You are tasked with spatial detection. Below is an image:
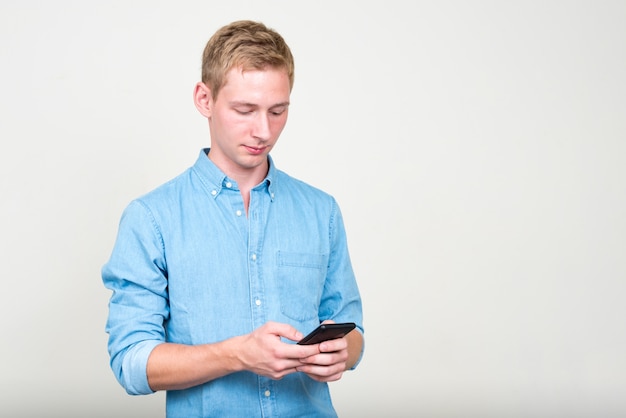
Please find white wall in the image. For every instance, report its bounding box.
[1,1,625,417]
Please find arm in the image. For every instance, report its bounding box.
[103,202,320,393]
[345,327,364,370]
[147,322,321,391]
[296,199,365,382]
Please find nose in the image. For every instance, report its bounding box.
[252,112,271,141]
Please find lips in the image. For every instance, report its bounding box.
[243,145,267,155]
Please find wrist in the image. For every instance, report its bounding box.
[220,335,246,373]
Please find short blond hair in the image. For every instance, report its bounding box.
[201,20,295,99]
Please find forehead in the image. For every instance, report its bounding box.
[218,66,291,104]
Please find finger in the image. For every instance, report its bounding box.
[305,371,344,383]
[264,321,303,342]
[299,351,343,367]
[318,338,347,353]
[297,363,345,380]
[291,343,321,360]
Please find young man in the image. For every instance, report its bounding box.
[102,20,364,417]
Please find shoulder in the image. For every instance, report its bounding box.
[121,168,197,225]
[135,168,194,205]
[274,169,338,207]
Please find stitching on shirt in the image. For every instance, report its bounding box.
[191,162,224,198]
[277,251,327,269]
[328,198,337,246]
[135,199,166,254]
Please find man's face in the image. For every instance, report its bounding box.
[206,66,291,177]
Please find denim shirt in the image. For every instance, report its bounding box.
[102,149,363,418]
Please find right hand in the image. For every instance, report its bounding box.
[234,321,321,380]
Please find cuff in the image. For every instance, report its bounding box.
[121,340,163,395]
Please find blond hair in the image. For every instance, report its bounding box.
[201,20,295,99]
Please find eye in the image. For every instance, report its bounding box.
[270,107,287,116]
[235,108,253,115]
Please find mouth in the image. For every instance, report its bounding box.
[243,145,268,155]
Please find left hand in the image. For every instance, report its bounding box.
[296,321,350,382]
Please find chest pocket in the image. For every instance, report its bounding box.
[277,251,328,321]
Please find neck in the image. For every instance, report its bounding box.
[206,150,268,213]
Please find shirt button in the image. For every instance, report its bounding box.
[251,254,257,261]
[236,210,242,217]
[225,182,232,188]
[264,390,271,397]
[211,190,217,196]
[255,299,261,306]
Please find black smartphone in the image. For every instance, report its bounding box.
[297,322,356,345]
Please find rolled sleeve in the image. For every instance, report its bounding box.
[102,200,169,395]
[120,340,162,395]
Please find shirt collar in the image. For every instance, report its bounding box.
[192,148,276,201]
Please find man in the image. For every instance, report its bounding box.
[102,20,364,417]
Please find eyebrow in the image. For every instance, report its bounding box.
[230,101,290,108]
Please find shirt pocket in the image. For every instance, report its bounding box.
[277,251,328,322]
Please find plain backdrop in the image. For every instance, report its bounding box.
[1,1,625,417]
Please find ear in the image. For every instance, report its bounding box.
[193,82,212,118]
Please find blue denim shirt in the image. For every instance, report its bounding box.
[102,149,363,417]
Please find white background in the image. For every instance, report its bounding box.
[1,1,625,417]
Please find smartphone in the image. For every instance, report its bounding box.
[297,322,356,345]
